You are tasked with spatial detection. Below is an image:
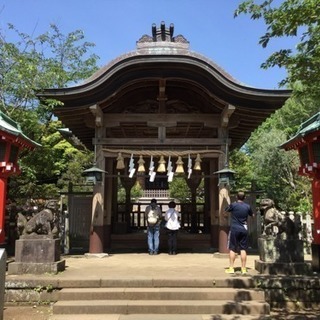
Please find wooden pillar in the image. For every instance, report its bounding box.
[89,182,105,253]
[104,157,113,250]
[0,177,7,244]
[311,177,320,270]
[120,176,136,232]
[186,172,202,234]
[218,185,231,254]
[210,159,219,248]
[312,178,320,244]
[89,104,105,253]
[216,107,234,253]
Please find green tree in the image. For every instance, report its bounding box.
[229,148,254,192]
[1,24,99,124]
[0,24,99,201]
[235,0,320,96]
[169,177,205,203]
[234,1,319,211]
[117,180,143,203]
[169,177,192,203]
[243,110,312,211]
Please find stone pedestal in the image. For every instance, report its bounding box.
[0,249,6,320]
[8,237,65,274]
[255,237,312,275]
[311,243,320,271]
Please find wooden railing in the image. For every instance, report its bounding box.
[114,202,207,233]
[141,190,170,198]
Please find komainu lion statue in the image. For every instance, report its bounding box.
[17,200,59,238]
[259,198,301,239]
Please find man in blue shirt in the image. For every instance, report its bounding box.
[224,191,254,274]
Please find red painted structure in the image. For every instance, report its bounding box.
[0,112,39,244]
[281,112,320,269]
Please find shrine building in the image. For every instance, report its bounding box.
[38,22,291,254]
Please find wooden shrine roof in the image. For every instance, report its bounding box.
[280,112,320,150]
[37,22,291,151]
[0,112,40,149]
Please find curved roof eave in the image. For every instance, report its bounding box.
[37,50,291,109]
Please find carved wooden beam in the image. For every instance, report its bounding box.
[94,137,230,146]
[103,114,220,127]
[157,79,167,113]
[158,127,166,142]
[220,104,236,128]
[148,121,176,127]
[89,104,104,127]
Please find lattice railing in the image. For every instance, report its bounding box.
[142,189,170,198]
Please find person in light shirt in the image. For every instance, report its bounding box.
[165,201,181,255]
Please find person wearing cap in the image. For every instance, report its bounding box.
[145,199,162,255]
[224,191,254,274]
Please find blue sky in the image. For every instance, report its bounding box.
[0,0,294,89]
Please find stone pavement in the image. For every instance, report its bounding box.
[4,252,317,320]
[6,251,261,283]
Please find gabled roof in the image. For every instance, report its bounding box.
[280,112,320,150]
[37,22,291,151]
[0,112,40,149]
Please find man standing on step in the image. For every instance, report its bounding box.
[145,199,162,255]
[224,191,254,274]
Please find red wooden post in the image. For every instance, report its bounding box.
[280,113,320,270]
[312,178,320,245]
[0,177,7,244]
[0,112,39,244]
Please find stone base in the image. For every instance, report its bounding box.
[84,253,109,258]
[255,259,312,275]
[8,259,65,275]
[258,237,304,263]
[9,238,65,274]
[15,238,61,263]
[311,243,320,271]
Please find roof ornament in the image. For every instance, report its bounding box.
[137,21,189,47]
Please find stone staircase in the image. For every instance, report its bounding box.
[50,278,270,319]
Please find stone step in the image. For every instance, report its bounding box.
[58,287,265,301]
[53,299,270,315]
[50,314,273,320]
[55,276,256,289]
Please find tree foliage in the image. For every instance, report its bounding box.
[169,177,205,203]
[235,0,320,96]
[232,0,320,211]
[0,24,99,202]
[229,149,254,192]
[230,94,314,212]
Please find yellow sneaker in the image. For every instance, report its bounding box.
[225,267,235,274]
[241,267,247,274]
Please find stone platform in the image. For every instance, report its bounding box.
[8,237,65,274]
[255,259,312,275]
[255,237,312,275]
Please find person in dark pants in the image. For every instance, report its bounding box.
[165,201,181,255]
[224,191,254,274]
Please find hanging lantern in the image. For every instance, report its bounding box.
[137,155,146,172]
[194,153,202,170]
[175,156,185,174]
[116,152,125,170]
[157,155,166,173]
[82,166,106,185]
[214,166,235,186]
